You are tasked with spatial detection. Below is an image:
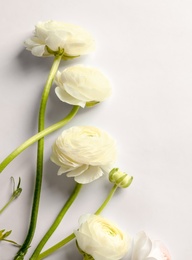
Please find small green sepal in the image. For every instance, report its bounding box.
[86,101,100,107]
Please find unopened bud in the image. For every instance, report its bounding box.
[109,168,133,188]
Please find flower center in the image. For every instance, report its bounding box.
[101,222,121,238]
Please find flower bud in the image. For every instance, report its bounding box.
[109,168,133,188]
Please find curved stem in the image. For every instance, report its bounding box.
[30,183,82,260]
[38,184,118,259]
[0,106,79,173]
[94,184,117,215]
[14,54,63,260]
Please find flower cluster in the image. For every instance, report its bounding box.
[0,20,171,260]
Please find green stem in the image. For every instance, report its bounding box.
[94,184,117,215]
[0,106,79,173]
[0,196,15,214]
[38,184,118,259]
[37,233,75,260]
[14,54,63,260]
[30,183,82,260]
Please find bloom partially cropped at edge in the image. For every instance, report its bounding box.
[131,231,171,260]
[54,65,111,107]
[50,126,117,184]
[24,21,95,57]
[75,214,131,260]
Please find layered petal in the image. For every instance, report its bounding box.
[50,126,117,184]
[24,20,95,57]
[54,65,111,107]
[75,214,131,260]
[131,232,171,260]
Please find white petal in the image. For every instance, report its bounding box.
[31,45,46,56]
[74,166,104,184]
[64,36,95,56]
[75,231,100,254]
[57,166,75,175]
[78,214,92,225]
[131,231,152,260]
[55,87,86,107]
[60,65,111,102]
[66,164,88,177]
[46,31,68,51]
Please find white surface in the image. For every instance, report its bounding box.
[0,0,192,259]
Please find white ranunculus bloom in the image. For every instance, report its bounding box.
[75,214,131,260]
[54,65,111,107]
[131,231,171,260]
[50,126,117,184]
[24,21,95,57]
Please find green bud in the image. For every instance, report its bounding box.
[109,168,133,188]
[0,177,22,215]
[12,177,22,199]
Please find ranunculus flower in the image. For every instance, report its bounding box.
[54,65,111,107]
[50,126,117,184]
[75,214,131,260]
[131,231,171,260]
[24,21,95,57]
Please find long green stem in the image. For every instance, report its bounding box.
[14,54,63,260]
[37,233,75,260]
[38,184,118,259]
[0,106,79,173]
[30,183,82,260]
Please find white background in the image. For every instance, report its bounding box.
[0,0,192,259]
